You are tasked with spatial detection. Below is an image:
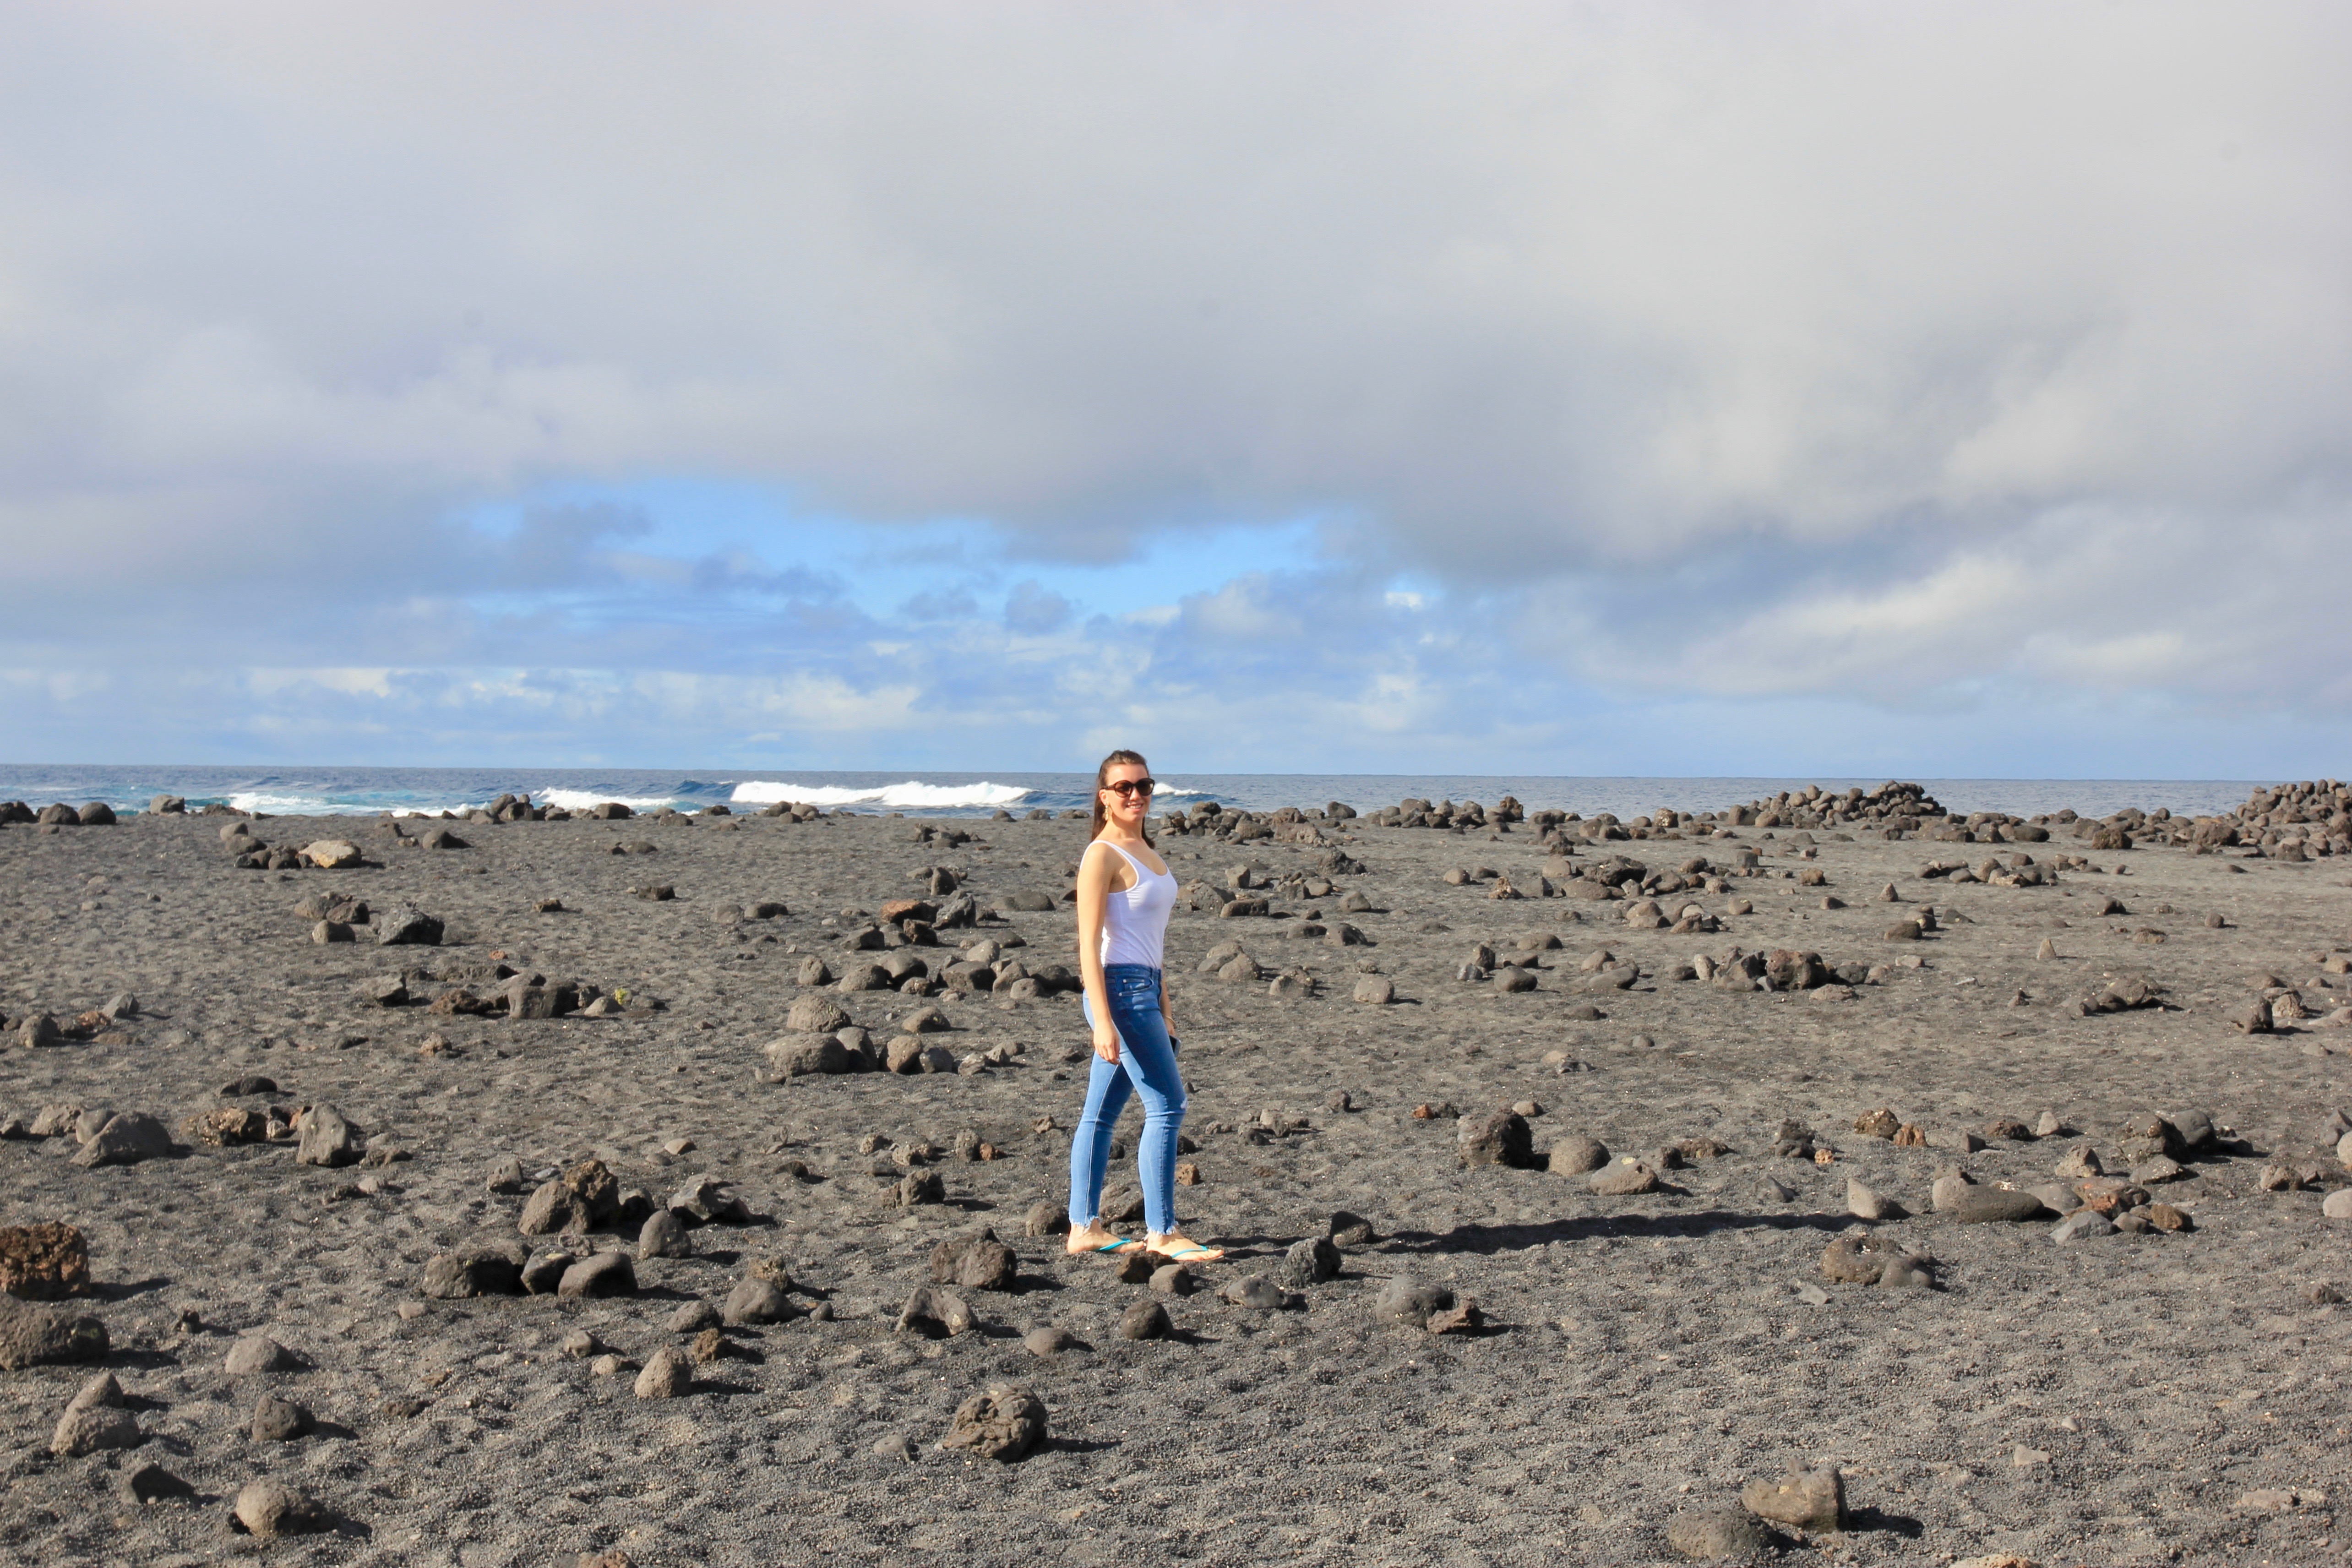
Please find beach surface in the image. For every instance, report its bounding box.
[3,787,2350,1567]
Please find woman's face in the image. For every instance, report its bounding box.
[1099,761,1153,831]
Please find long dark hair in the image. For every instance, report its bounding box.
[1089,748,1154,847]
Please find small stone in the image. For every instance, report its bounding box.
[1740,1465,1845,1531]
[929,1228,1018,1292]
[562,1328,601,1358]
[421,1251,523,1299]
[1547,1136,1609,1175]
[520,1250,575,1294]
[667,1299,722,1333]
[897,1286,975,1337]
[1119,1299,1171,1340]
[1279,1236,1342,1288]
[638,1210,692,1259]
[0,1221,92,1300]
[1589,1157,1659,1196]
[120,1462,196,1505]
[1023,1202,1069,1239]
[223,1334,297,1376]
[66,1372,122,1412]
[294,1103,362,1168]
[1149,1264,1197,1296]
[1328,1211,1377,1247]
[51,1404,140,1456]
[1952,1187,2047,1224]
[1222,1274,1298,1310]
[1373,1276,1456,1329]
[250,1393,312,1441]
[556,1253,637,1298]
[1024,1326,1076,1356]
[234,1478,326,1538]
[2052,1208,2117,1243]
[589,1353,625,1377]
[1847,1178,1903,1221]
[73,1111,174,1168]
[1666,1507,1771,1561]
[634,1345,692,1399]
[941,1384,1047,1462]
[1457,1107,1534,1169]
[2323,1190,2352,1220]
[723,1275,795,1325]
[2055,1144,2104,1178]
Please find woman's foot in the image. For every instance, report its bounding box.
[1066,1220,1142,1257]
[1146,1232,1225,1263]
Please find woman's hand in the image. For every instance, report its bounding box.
[1092,1020,1121,1063]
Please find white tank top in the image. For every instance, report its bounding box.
[1094,839,1177,969]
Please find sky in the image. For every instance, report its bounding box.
[2,1,2347,778]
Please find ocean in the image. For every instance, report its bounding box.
[0,764,2276,822]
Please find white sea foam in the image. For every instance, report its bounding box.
[728,779,1030,810]
[534,788,694,813]
[228,792,357,816]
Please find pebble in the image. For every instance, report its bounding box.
[234,1478,326,1538]
[1666,1508,1769,1561]
[66,1372,121,1411]
[941,1384,1047,1462]
[1149,1264,1197,1296]
[1279,1236,1341,1288]
[50,1403,140,1456]
[723,1276,794,1325]
[1589,1156,1659,1196]
[1548,1136,1608,1175]
[1024,1326,1076,1356]
[667,1300,721,1333]
[1119,1299,1171,1340]
[121,1462,195,1505]
[1740,1464,1844,1530]
[2052,1209,2117,1244]
[638,1210,692,1259]
[223,1334,296,1376]
[1952,1187,2047,1224]
[1846,1178,1903,1221]
[634,1346,692,1399]
[250,1392,313,1441]
[557,1253,637,1298]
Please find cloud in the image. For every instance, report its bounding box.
[1002,580,1074,635]
[0,3,2347,771]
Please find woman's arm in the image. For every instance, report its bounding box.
[1074,842,1121,1062]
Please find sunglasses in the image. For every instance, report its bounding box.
[1101,778,1157,799]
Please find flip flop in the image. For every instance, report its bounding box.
[1151,1242,1225,1263]
[1086,1237,1143,1255]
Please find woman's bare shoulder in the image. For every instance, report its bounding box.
[1080,838,1141,886]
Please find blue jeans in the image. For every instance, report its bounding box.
[1068,964,1186,1236]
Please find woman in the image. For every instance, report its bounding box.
[1065,749,1223,1263]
